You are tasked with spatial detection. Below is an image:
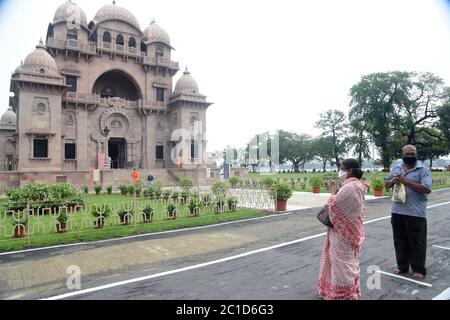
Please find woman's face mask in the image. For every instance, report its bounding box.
[338,169,348,180]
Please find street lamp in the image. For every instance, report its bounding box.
[103,126,110,169]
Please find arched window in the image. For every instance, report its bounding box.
[155,45,164,58]
[140,42,147,55]
[128,37,136,48]
[116,34,124,45]
[103,31,111,43]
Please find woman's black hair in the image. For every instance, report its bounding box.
[342,158,363,180]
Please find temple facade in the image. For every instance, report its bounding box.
[0,0,218,189]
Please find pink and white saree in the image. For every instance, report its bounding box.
[318,178,369,300]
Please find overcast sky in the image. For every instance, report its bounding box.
[1,0,450,153]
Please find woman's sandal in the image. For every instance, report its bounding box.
[411,272,425,280]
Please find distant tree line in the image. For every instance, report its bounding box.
[223,71,450,171]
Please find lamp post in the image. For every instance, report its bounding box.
[103,126,110,169]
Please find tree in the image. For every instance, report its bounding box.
[312,136,334,172]
[350,72,411,169]
[415,128,449,168]
[350,71,448,170]
[393,72,447,145]
[278,130,315,172]
[346,119,372,165]
[315,109,348,169]
[437,92,450,150]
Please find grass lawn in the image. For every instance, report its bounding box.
[0,194,268,252]
[248,172,450,195]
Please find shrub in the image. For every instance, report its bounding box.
[228,176,240,187]
[179,177,194,191]
[94,184,102,194]
[127,184,135,195]
[154,180,164,193]
[227,196,238,209]
[188,198,197,211]
[57,211,68,224]
[143,206,154,220]
[309,176,323,187]
[163,189,172,199]
[275,183,293,201]
[262,177,275,188]
[143,186,155,197]
[212,181,229,195]
[83,185,89,194]
[106,185,113,195]
[118,208,134,223]
[92,205,111,218]
[371,177,385,190]
[7,183,85,212]
[119,185,128,195]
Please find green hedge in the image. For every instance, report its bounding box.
[6,183,85,212]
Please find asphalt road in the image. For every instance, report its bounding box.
[1,189,449,300]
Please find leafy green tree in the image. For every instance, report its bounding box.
[312,136,334,172]
[315,109,348,169]
[278,130,315,172]
[415,128,449,168]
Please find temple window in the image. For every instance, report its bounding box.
[66,76,77,92]
[155,45,164,58]
[128,37,136,48]
[156,88,165,102]
[103,31,111,43]
[33,138,48,158]
[116,34,124,45]
[65,143,76,160]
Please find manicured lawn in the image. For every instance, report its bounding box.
[0,193,268,252]
[247,172,450,195]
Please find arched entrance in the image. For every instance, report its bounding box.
[92,70,142,101]
[109,138,127,169]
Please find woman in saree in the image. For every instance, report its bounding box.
[318,158,369,300]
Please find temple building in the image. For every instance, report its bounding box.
[0,0,219,188]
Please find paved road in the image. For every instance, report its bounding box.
[0,189,449,300]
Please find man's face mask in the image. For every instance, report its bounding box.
[402,156,417,166]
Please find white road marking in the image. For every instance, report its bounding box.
[0,210,298,256]
[41,231,328,300]
[427,201,450,209]
[42,203,450,301]
[376,270,433,287]
[432,245,450,251]
[432,287,450,300]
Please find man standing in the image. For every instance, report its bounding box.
[147,171,154,188]
[385,145,432,280]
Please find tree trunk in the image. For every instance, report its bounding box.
[322,160,327,172]
[429,158,433,169]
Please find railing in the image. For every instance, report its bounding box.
[142,56,179,70]
[63,92,141,108]
[46,38,97,54]
[0,189,275,246]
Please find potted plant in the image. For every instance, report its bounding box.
[371,177,385,197]
[227,196,238,212]
[94,184,102,195]
[179,177,194,192]
[119,185,128,196]
[56,211,68,233]
[106,185,113,195]
[167,203,176,220]
[13,216,28,238]
[171,191,180,202]
[83,185,89,194]
[228,176,240,188]
[143,186,154,199]
[118,208,133,225]
[212,181,229,196]
[188,198,199,217]
[181,190,189,203]
[143,205,154,223]
[214,197,225,214]
[92,205,111,229]
[309,176,323,194]
[135,186,142,197]
[262,177,275,189]
[127,184,135,196]
[163,189,172,200]
[275,182,293,211]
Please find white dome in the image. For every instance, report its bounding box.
[93,2,141,31]
[143,21,171,46]
[53,0,88,29]
[20,40,59,75]
[175,68,200,94]
[0,107,16,126]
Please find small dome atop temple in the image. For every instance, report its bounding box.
[143,20,171,47]
[174,68,200,94]
[53,0,88,29]
[20,40,59,75]
[0,107,16,126]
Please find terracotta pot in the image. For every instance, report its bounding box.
[94,219,104,229]
[276,200,287,212]
[214,205,224,214]
[14,225,26,238]
[374,189,384,197]
[56,223,67,234]
[145,214,153,223]
[312,186,321,194]
[96,192,100,195]
[168,211,176,220]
